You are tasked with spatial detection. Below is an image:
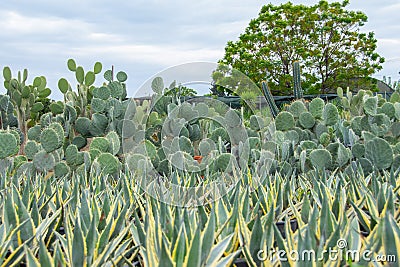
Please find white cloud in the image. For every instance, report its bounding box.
[0,11,90,35]
[0,0,399,98]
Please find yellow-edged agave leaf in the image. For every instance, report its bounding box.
[86,216,99,265]
[183,225,201,267]
[201,206,215,265]
[39,238,54,267]
[347,217,362,257]
[297,227,317,267]
[249,214,264,265]
[206,233,236,266]
[349,198,370,229]
[216,199,228,229]
[2,234,35,266]
[172,225,188,267]
[30,196,40,228]
[25,246,41,267]
[300,194,311,224]
[323,222,341,263]
[212,249,241,267]
[319,195,336,240]
[93,226,132,266]
[381,190,395,216]
[72,219,86,267]
[145,202,160,267]
[53,240,67,266]
[238,209,258,267]
[382,214,400,265]
[272,224,293,267]
[160,235,174,267]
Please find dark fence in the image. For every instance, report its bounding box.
[135,91,395,110]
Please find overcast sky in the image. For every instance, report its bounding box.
[0,0,399,98]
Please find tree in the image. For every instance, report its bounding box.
[213,0,384,96]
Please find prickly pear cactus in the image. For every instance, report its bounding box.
[95,153,121,175]
[275,111,295,131]
[54,162,70,178]
[33,150,55,172]
[0,131,19,159]
[288,100,307,118]
[214,153,235,172]
[24,140,39,160]
[90,137,110,153]
[309,149,332,170]
[309,98,325,119]
[299,112,315,129]
[365,137,393,170]
[323,103,339,126]
[40,128,61,153]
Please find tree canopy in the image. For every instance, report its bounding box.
[212,0,385,96]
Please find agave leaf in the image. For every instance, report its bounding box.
[39,238,54,267]
[272,224,292,267]
[25,246,41,267]
[237,211,257,267]
[212,249,241,267]
[172,225,187,267]
[347,217,361,253]
[249,214,263,266]
[15,196,35,245]
[382,214,400,264]
[200,206,215,265]
[349,200,370,233]
[206,233,236,266]
[160,235,174,267]
[72,219,86,267]
[300,194,311,224]
[86,216,99,266]
[93,226,131,266]
[2,234,34,266]
[183,225,201,267]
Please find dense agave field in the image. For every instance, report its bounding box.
[0,59,399,266]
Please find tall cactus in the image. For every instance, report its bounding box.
[293,61,303,99]
[261,81,279,118]
[3,67,51,153]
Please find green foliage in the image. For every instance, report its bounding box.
[214,1,383,96]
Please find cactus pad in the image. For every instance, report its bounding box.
[275,111,295,131]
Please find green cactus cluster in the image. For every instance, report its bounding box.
[0,95,18,130]
[2,67,52,153]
